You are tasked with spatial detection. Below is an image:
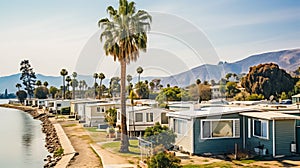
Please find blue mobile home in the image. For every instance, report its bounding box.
[168,107,300,156]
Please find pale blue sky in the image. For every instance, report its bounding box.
[0,0,299,77]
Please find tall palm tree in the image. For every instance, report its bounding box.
[93,73,99,98]
[136,66,143,99]
[72,72,77,99]
[60,69,68,99]
[136,66,143,84]
[99,0,151,152]
[66,76,71,91]
[43,81,49,88]
[98,73,105,99]
[127,74,132,95]
[16,83,22,91]
[36,80,42,87]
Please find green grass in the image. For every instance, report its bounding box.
[183,162,234,168]
[101,140,140,156]
[63,124,77,127]
[85,127,102,132]
[240,159,256,164]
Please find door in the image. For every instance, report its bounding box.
[297,127,300,153]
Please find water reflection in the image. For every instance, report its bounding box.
[0,107,49,167]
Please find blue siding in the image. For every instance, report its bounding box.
[193,114,243,155]
[245,117,273,156]
[275,120,295,156]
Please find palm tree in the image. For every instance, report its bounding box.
[16,83,22,91]
[136,66,143,85]
[99,0,151,152]
[60,69,68,99]
[98,72,105,99]
[66,76,71,91]
[127,74,132,95]
[72,72,77,99]
[93,73,99,98]
[36,80,42,87]
[79,80,83,98]
[43,81,49,88]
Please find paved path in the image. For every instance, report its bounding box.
[53,123,77,168]
[90,143,136,168]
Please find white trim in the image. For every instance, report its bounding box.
[252,119,269,140]
[243,116,245,149]
[191,118,194,154]
[273,120,275,157]
[201,119,240,140]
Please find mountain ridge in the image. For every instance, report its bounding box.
[1,48,300,93]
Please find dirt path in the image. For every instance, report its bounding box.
[59,120,102,168]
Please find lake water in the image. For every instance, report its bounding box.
[0,99,49,167]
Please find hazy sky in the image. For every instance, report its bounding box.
[0,0,299,78]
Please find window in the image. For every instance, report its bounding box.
[97,107,101,112]
[174,119,187,135]
[161,113,168,124]
[135,113,143,122]
[146,113,153,122]
[253,119,268,139]
[201,119,240,139]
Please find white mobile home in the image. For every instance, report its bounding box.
[117,106,170,136]
[85,102,118,127]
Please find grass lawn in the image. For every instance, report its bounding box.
[101,140,140,157]
[182,162,234,168]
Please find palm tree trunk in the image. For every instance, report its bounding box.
[99,79,103,100]
[63,76,66,99]
[72,79,75,99]
[120,59,129,152]
[94,78,97,99]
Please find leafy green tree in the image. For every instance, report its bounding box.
[98,72,105,99]
[16,90,27,104]
[105,108,117,127]
[99,0,151,152]
[144,122,176,150]
[280,92,288,100]
[20,60,36,99]
[225,81,240,98]
[60,69,68,99]
[293,80,300,94]
[135,81,149,99]
[49,86,59,99]
[156,86,190,104]
[241,63,296,99]
[147,151,181,168]
[34,87,49,99]
[246,94,264,101]
[234,91,250,101]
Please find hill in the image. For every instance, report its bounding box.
[1,49,300,93]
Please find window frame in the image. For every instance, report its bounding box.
[135,113,143,122]
[173,118,188,135]
[146,112,153,122]
[252,119,269,139]
[201,119,240,140]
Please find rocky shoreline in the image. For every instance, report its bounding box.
[0,104,62,167]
